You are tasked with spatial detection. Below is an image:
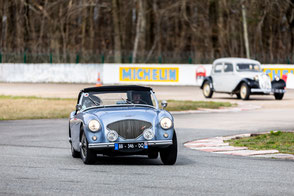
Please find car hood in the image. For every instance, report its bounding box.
[84,106,159,126]
[238,72,265,79]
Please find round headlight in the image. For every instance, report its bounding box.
[107,130,118,142]
[253,75,259,81]
[88,120,101,132]
[143,129,154,140]
[275,75,280,81]
[160,117,172,130]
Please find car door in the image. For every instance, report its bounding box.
[212,63,224,92]
[221,62,237,92]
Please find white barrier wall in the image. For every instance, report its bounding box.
[0,63,103,83]
[0,63,294,88]
[103,64,212,86]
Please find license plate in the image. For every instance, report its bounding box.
[114,142,148,150]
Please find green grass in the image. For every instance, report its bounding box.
[226,131,294,154]
[0,95,234,120]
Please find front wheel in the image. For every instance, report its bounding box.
[240,83,250,100]
[274,93,284,100]
[160,131,177,165]
[202,81,213,98]
[80,131,96,164]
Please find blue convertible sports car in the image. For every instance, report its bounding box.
[69,85,177,165]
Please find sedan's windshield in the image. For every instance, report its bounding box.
[80,90,155,110]
[236,63,261,72]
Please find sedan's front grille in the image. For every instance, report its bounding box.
[107,120,152,139]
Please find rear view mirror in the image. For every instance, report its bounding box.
[76,104,82,111]
[161,100,168,109]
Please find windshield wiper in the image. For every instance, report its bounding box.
[88,96,99,106]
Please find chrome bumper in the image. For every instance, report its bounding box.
[251,88,285,94]
[88,140,173,149]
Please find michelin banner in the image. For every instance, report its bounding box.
[103,64,212,86]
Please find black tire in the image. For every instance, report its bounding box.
[71,143,80,158]
[80,131,96,164]
[240,83,250,100]
[274,93,284,100]
[160,131,177,165]
[148,151,158,159]
[202,81,213,98]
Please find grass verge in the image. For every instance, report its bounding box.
[226,131,294,154]
[0,95,234,120]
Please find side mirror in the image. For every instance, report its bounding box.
[161,100,168,109]
[76,104,82,111]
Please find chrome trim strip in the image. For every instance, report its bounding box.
[88,140,173,149]
[251,88,286,93]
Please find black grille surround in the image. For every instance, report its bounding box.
[107,120,152,139]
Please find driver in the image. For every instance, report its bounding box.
[132,92,142,104]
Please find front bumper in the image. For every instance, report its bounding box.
[87,140,173,149]
[251,88,285,94]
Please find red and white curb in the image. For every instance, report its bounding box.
[184,133,294,160]
[171,102,261,114]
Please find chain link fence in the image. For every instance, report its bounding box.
[0,52,293,64]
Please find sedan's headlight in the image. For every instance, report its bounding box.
[253,75,259,81]
[275,75,280,81]
[88,120,101,132]
[160,117,173,130]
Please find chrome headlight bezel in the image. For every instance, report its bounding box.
[160,117,173,130]
[275,75,280,81]
[88,120,101,132]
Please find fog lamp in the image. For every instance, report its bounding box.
[92,136,97,141]
[143,129,154,140]
[107,130,118,142]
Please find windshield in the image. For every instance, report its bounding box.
[80,90,156,110]
[236,63,261,72]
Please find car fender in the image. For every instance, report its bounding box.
[200,76,213,89]
[271,79,286,90]
[233,78,257,92]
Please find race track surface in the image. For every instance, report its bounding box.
[0,83,294,195]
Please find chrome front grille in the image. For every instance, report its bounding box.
[259,74,271,89]
[107,120,152,139]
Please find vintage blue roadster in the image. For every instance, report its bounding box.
[69,85,177,165]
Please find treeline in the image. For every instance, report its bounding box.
[0,0,294,63]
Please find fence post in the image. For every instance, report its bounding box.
[0,52,2,63]
[158,56,162,64]
[24,51,27,63]
[189,57,192,64]
[76,53,80,64]
[129,55,132,63]
[101,54,104,64]
[50,53,53,64]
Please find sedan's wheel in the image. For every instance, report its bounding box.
[202,81,213,98]
[71,142,80,158]
[240,83,250,100]
[160,131,177,165]
[274,93,284,100]
[80,132,96,164]
[148,151,158,159]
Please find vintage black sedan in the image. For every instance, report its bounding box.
[69,85,177,165]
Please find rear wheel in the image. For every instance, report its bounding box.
[202,81,213,98]
[240,83,250,100]
[274,93,284,100]
[160,131,177,165]
[80,131,96,164]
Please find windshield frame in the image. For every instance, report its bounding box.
[79,90,159,111]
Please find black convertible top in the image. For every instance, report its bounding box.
[82,85,153,93]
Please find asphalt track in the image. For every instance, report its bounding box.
[0,83,294,195]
